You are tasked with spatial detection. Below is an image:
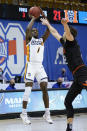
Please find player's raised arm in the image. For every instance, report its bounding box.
[41,28,50,43]
[26,16,36,44]
[27,16,36,31]
[61,18,74,41]
[40,18,62,42]
[39,8,50,42]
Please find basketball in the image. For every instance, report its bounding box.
[29,6,41,18]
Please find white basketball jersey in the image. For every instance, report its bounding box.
[26,37,44,63]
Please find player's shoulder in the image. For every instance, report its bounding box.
[66,38,77,44]
[34,37,43,42]
[39,37,43,41]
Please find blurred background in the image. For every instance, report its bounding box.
[0,0,87,11]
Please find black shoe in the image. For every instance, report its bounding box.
[66,129,72,131]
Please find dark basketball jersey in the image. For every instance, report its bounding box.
[60,38,84,72]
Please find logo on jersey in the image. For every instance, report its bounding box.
[31,38,43,45]
[64,10,78,23]
[28,73,31,76]
[0,36,8,65]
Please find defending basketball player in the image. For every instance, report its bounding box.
[20,8,53,124]
[40,18,87,131]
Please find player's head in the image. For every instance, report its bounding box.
[32,28,38,38]
[69,26,77,38]
[63,26,77,41]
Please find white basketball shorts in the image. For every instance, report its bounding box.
[24,62,48,83]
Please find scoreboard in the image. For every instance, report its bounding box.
[0,4,65,23]
[0,4,87,24]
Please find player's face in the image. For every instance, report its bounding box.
[32,28,38,38]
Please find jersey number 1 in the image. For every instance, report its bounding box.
[37,47,40,53]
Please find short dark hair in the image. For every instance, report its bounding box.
[69,26,77,38]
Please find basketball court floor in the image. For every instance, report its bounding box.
[0,113,87,131]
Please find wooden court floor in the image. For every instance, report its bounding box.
[0,113,87,131]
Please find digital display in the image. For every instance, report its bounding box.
[17,6,30,21]
[17,7,63,22]
[78,11,87,24]
[19,7,28,19]
[0,4,87,24]
[0,4,65,23]
[47,8,64,23]
[0,89,87,114]
[53,10,61,21]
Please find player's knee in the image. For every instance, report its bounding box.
[25,82,33,87]
[23,94,29,102]
[40,82,47,88]
[23,87,32,101]
[64,98,71,108]
[40,82,48,94]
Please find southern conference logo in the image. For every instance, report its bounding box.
[0,22,26,80]
[64,10,78,23]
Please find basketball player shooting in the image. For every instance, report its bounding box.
[40,18,87,131]
[20,7,53,124]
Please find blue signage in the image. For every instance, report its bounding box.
[0,89,87,114]
[79,11,87,24]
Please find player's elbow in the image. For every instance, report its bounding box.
[53,33,61,42]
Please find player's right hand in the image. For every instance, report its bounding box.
[29,15,37,20]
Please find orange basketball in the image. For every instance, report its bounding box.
[29,6,41,18]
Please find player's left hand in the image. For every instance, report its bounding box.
[61,18,68,25]
[40,18,49,25]
[38,6,45,18]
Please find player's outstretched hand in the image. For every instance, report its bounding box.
[61,18,68,25]
[40,18,49,25]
